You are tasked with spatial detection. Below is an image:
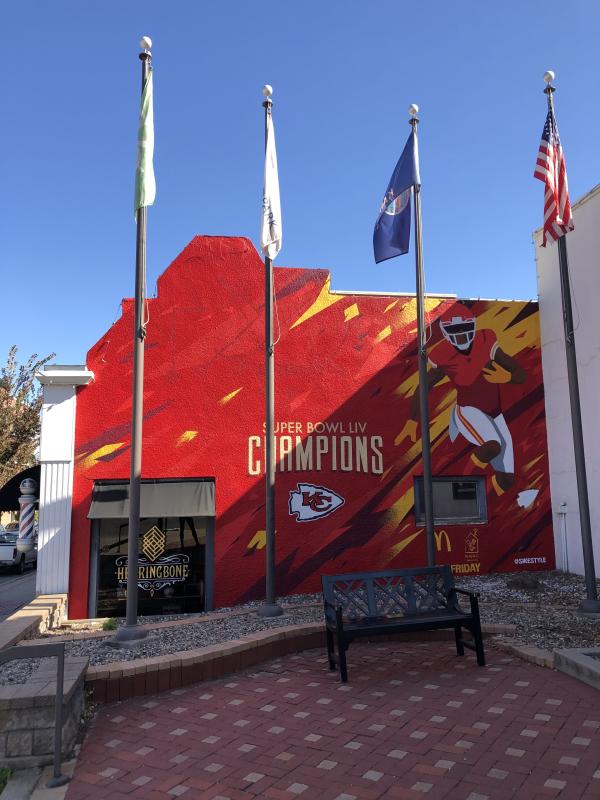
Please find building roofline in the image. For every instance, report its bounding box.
[329,289,536,302]
[329,290,456,298]
[36,365,94,386]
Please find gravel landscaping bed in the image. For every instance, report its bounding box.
[459,571,600,650]
[0,657,48,686]
[457,570,600,605]
[42,596,324,636]
[65,605,323,666]
[19,571,600,670]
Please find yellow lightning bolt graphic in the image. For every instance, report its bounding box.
[390,530,422,559]
[344,303,359,322]
[177,430,198,446]
[290,275,343,330]
[529,472,544,488]
[476,303,540,355]
[81,442,126,470]
[388,487,415,525]
[247,530,266,550]
[384,300,399,313]
[219,387,243,405]
[375,325,392,342]
[524,454,544,472]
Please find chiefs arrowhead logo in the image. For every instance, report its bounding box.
[288,483,345,522]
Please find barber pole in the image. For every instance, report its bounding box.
[16,478,38,553]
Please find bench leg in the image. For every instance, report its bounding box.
[454,625,465,656]
[474,627,486,667]
[337,638,348,683]
[326,628,336,670]
[454,625,465,657]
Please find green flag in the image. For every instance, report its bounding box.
[134,70,156,218]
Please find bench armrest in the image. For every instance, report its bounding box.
[447,587,480,617]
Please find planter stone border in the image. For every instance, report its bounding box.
[490,637,555,669]
[554,648,600,690]
[85,622,515,703]
[0,656,87,769]
[0,595,67,652]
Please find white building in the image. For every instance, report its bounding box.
[535,183,600,577]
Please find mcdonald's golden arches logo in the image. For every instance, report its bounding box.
[434,529,452,552]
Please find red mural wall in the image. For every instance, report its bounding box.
[69,236,554,618]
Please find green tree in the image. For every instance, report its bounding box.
[0,346,54,488]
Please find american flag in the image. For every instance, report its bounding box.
[534,104,574,246]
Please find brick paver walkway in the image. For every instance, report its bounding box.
[66,642,600,800]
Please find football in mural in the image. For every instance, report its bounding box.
[69,236,553,617]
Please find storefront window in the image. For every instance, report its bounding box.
[97,516,206,617]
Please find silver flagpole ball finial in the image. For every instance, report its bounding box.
[262,84,273,98]
[409,104,419,116]
[140,36,152,51]
[543,70,555,85]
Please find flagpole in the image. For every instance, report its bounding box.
[409,105,436,567]
[543,75,600,613]
[113,38,153,645]
[259,87,283,618]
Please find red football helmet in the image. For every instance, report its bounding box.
[439,304,476,350]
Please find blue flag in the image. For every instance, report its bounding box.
[373,130,420,263]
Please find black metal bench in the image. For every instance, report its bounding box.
[322,565,485,682]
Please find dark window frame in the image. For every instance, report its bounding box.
[414,476,487,525]
[87,478,216,618]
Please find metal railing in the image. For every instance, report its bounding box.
[0,642,70,788]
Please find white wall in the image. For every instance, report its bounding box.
[37,385,77,595]
[535,183,600,576]
[36,367,93,598]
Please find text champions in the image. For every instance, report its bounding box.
[247,434,384,476]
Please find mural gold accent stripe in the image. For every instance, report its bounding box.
[529,472,544,487]
[81,442,125,470]
[393,372,450,400]
[395,297,443,328]
[475,302,540,356]
[524,454,544,472]
[380,466,394,482]
[384,300,399,313]
[390,529,422,558]
[344,303,359,322]
[394,405,452,468]
[389,487,414,524]
[219,387,243,405]
[177,430,198,445]
[290,276,343,330]
[434,387,456,414]
[247,530,266,550]
[375,326,392,342]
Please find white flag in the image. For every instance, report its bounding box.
[260,108,282,259]
[134,70,156,219]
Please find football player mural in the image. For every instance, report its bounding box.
[405,303,534,503]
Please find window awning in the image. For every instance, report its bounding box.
[88,479,215,519]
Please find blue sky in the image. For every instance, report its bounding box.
[1,1,599,364]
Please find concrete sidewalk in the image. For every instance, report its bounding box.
[64,642,599,799]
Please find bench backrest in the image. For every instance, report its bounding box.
[321,566,455,622]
